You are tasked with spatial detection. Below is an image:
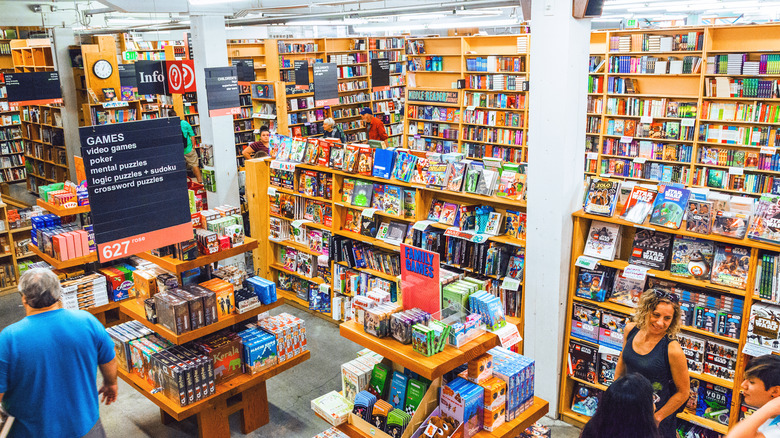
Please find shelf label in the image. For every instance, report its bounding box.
[633,157,647,164]
[444,227,488,243]
[413,220,435,231]
[681,118,695,127]
[270,160,296,172]
[291,219,312,228]
[384,111,391,116]
[599,173,612,178]
[102,101,129,108]
[587,152,598,160]
[728,166,744,175]
[575,255,600,270]
[598,344,621,355]
[743,342,775,357]
[640,115,652,124]
[493,324,522,348]
[466,105,476,111]
[501,277,521,291]
[361,208,378,218]
[267,187,277,196]
[620,136,633,144]
[622,264,650,281]
[761,146,778,155]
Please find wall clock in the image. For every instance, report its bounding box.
[93,59,113,79]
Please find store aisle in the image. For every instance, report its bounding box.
[0,296,581,437]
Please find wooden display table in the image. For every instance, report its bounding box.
[117,297,309,437]
[36,198,91,215]
[136,237,258,276]
[27,243,98,269]
[336,316,547,437]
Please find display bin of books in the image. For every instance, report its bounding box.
[558,175,780,434]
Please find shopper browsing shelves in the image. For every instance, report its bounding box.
[170,109,203,184]
[579,373,661,438]
[726,355,780,438]
[360,107,388,146]
[0,268,118,437]
[615,289,690,437]
[242,126,271,160]
[322,117,346,143]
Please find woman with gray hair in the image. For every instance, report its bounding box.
[322,117,347,143]
[0,268,118,437]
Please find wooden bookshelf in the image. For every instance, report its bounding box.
[135,237,258,276]
[36,198,91,215]
[559,209,762,433]
[327,38,370,143]
[27,242,97,269]
[119,297,283,345]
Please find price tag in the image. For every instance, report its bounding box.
[587,152,598,160]
[681,118,695,127]
[444,227,464,238]
[291,219,312,228]
[640,115,652,124]
[184,102,192,106]
[493,324,522,348]
[728,166,744,175]
[413,220,435,231]
[599,173,612,178]
[394,110,400,114]
[575,255,600,270]
[267,187,277,196]
[414,135,421,139]
[385,111,391,116]
[467,105,476,111]
[501,277,521,291]
[633,157,647,164]
[361,208,378,218]
[761,146,778,155]
[598,344,621,355]
[620,136,633,144]
[622,264,650,281]
[304,122,311,126]
[743,342,775,357]
[270,160,296,172]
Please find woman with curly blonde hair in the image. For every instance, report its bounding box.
[615,288,690,437]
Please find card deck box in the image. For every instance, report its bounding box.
[99,267,133,302]
[483,404,506,432]
[168,288,205,330]
[133,269,159,305]
[195,228,220,255]
[479,377,507,411]
[194,332,243,384]
[468,353,493,384]
[156,273,179,292]
[154,292,191,335]
[144,298,157,323]
[200,279,235,319]
[175,239,199,261]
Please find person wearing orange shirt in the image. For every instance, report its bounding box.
[360,107,387,146]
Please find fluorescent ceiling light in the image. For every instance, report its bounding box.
[189,0,244,4]
[106,17,172,25]
[353,18,519,33]
[454,10,503,16]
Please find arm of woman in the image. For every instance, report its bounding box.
[242,145,254,160]
[615,322,635,379]
[653,341,690,424]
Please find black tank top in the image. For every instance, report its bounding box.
[623,326,679,437]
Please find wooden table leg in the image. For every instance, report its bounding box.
[240,381,270,434]
[160,409,176,426]
[197,398,230,438]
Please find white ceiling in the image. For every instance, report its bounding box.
[4,0,780,34]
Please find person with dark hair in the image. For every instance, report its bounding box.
[616,289,690,437]
[727,355,780,438]
[0,268,117,437]
[169,108,202,183]
[242,125,271,160]
[580,373,660,438]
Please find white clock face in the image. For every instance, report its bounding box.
[93,60,113,79]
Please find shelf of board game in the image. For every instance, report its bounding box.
[677,411,728,434]
[568,375,608,392]
[681,325,739,344]
[594,258,747,297]
[333,229,400,252]
[136,238,258,274]
[339,319,502,380]
[334,260,399,282]
[119,297,284,345]
[688,371,734,389]
[36,198,91,215]
[269,263,328,284]
[268,238,323,256]
[277,289,333,317]
[574,210,780,252]
[117,350,310,421]
[27,243,97,269]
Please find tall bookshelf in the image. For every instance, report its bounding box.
[327,37,370,143]
[586,32,606,177]
[558,210,776,435]
[227,39,278,81]
[0,74,24,185]
[276,38,326,139]
[234,83,255,166]
[369,37,406,148]
[21,104,67,192]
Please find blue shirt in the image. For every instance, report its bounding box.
[0,309,115,437]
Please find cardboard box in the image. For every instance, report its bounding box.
[154,292,190,335]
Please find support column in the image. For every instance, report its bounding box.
[51,27,79,181]
[190,14,240,208]
[525,1,591,417]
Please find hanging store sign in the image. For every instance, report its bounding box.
[371,58,390,92]
[204,66,240,117]
[166,60,196,94]
[313,63,338,107]
[135,60,167,95]
[6,72,62,109]
[400,243,440,314]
